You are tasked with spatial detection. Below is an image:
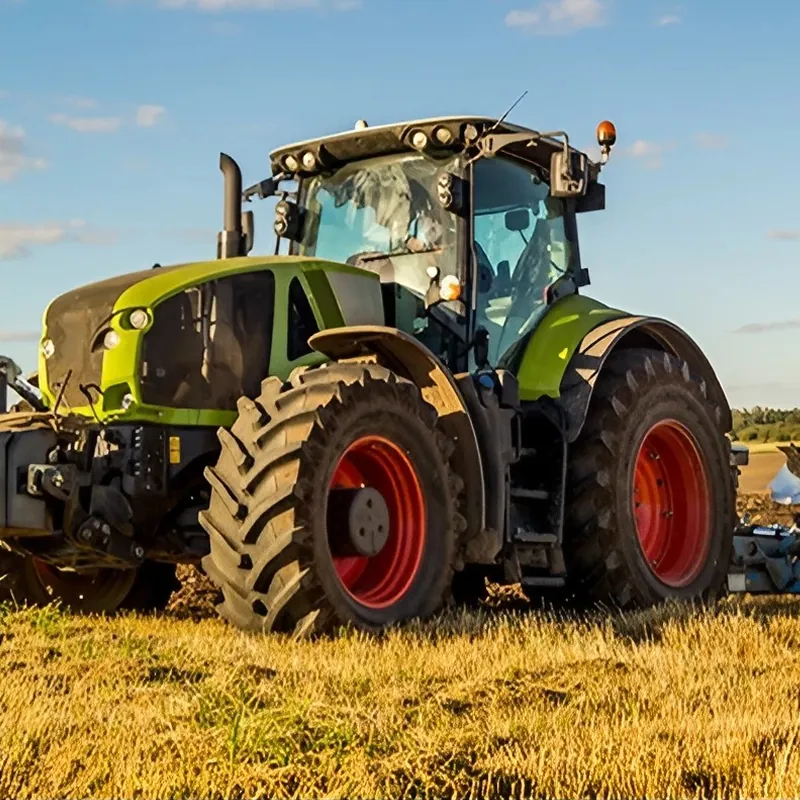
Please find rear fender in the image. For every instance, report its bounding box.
[309,326,493,557]
[558,315,732,442]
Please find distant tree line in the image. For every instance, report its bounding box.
[732,408,800,443]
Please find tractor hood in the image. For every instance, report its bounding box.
[38,255,384,424]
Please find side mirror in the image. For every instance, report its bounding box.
[550,149,588,198]
[505,208,530,232]
[576,181,605,214]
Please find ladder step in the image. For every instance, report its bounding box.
[513,530,557,545]
[518,447,537,458]
[521,576,566,588]
[511,488,549,501]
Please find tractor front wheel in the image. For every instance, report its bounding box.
[199,363,465,637]
[564,348,735,608]
[0,552,179,614]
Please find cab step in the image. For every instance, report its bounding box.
[512,529,557,545]
[511,487,549,501]
[521,576,566,589]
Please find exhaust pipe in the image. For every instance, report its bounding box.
[217,152,243,259]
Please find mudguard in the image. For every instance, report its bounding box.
[511,295,732,442]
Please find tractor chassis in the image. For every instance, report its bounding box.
[0,413,216,574]
[0,359,574,597]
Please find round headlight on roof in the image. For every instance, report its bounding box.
[433,125,454,145]
[411,130,428,150]
[128,308,150,330]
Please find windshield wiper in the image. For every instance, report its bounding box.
[354,246,442,264]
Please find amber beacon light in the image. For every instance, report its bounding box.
[596,120,617,164]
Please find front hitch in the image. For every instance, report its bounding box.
[0,356,47,413]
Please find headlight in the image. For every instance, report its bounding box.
[128,309,149,330]
[41,339,55,359]
[103,330,120,350]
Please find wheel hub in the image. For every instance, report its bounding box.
[328,487,391,558]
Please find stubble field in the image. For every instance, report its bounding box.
[1,455,799,799]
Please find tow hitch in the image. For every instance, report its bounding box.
[728,445,800,595]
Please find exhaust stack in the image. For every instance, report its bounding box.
[217,152,243,259]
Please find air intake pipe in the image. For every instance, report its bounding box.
[217,152,243,259]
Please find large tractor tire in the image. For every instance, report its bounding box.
[0,550,179,614]
[563,348,735,608]
[199,363,466,637]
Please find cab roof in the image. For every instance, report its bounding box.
[268,115,584,178]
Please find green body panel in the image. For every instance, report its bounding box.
[514,294,628,402]
[37,256,381,427]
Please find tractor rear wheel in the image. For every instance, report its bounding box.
[199,363,465,637]
[564,348,735,608]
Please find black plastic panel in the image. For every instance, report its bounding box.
[140,270,275,410]
[0,429,56,534]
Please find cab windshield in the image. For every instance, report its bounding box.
[297,152,460,299]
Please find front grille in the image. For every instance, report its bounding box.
[44,268,154,411]
[46,300,108,410]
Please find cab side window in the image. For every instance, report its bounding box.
[287,277,320,361]
[472,156,573,365]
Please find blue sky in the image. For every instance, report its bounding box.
[1,0,799,408]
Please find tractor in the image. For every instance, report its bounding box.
[0,115,739,635]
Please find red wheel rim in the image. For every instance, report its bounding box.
[632,419,711,588]
[328,435,426,609]
[32,558,79,591]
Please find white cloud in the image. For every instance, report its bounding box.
[0,330,41,343]
[0,220,117,260]
[657,14,680,25]
[505,0,606,35]
[48,113,122,133]
[156,0,320,9]
[59,95,98,110]
[767,230,800,242]
[693,131,728,150]
[734,319,800,335]
[0,120,46,181]
[622,138,675,169]
[135,104,165,127]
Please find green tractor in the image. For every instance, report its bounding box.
[0,115,738,634]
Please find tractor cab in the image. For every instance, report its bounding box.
[259,116,616,374]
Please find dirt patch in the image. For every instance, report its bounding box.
[165,565,222,621]
[737,492,796,527]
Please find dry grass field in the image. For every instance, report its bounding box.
[1,487,800,799]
